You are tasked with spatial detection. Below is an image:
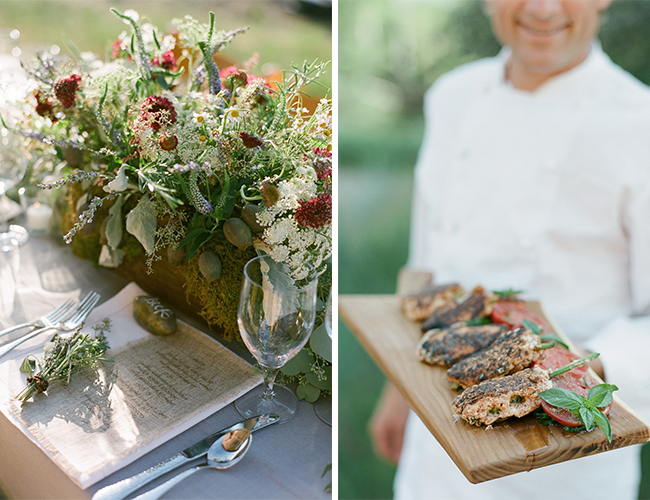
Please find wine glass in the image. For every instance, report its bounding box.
[0,128,29,251]
[235,254,318,423]
[314,291,333,426]
[324,292,333,339]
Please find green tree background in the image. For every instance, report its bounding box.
[338,1,650,498]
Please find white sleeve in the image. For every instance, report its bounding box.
[626,179,650,315]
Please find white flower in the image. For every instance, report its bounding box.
[122,9,140,23]
[104,166,128,193]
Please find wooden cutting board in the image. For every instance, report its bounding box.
[339,293,650,484]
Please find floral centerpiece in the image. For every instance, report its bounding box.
[3,9,332,402]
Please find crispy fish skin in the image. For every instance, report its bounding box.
[421,285,492,332]
[446,327,541,389]
[417,323,508,366]
[401,283,463,322]
[452,367,553,426]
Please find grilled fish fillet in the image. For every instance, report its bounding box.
[421,285,492,332]
[401,283,463,322]
[452,366,553,426]
[417,323,508,366]
[447,327,541,389]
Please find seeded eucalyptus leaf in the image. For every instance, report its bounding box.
[588,384,619,408]
[539,388,585,411]
[309,323,332,362]
[593,410,613,442]
[280,348,314,376]
[296,381,320,402]
[306,369,332,391]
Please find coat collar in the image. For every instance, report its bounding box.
[491,40,611,100]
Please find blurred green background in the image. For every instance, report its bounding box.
[338,1,650,499]
[0,0,332,86]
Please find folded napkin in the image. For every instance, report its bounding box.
[0,282,262,488]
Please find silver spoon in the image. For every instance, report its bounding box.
[132,428,252,500]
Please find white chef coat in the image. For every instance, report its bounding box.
[395,43,650,500]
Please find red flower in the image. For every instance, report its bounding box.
[312,147,332,181]
[53,74,81,109]
[111,39,122,59]
[34,91,57,122]
[221,66,248,89]
[240,131,264,148]
[152,50,177,71]
[295,193,332,229]
[140,95,177,131]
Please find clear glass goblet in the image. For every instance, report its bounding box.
[0,129,29,252]
[314,291,333,426]
[235,255,318,424]
[324,292,332,339]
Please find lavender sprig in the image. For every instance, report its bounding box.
[38,170,103,190]
[63,193,117,244]
[184,171,213,215]
[111,8,152,80]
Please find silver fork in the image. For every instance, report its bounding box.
[0,299,77,340]
[0,291,101,359]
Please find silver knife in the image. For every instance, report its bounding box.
[91,414,279,500]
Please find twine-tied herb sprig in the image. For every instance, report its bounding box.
[16,319,112,405]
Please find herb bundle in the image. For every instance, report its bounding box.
[17,319,112,405]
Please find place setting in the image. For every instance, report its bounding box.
[0,4,332,498]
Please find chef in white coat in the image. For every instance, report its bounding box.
[370,0,650,498]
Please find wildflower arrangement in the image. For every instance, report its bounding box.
[6,9,332,402]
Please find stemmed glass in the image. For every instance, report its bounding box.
[0,128,29,251]
[235,254,318,423]
[314,292,333,426]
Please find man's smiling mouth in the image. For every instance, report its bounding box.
[517,22,570,36]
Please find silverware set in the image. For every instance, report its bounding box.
[92,414,279,500]
[0,291,101,358]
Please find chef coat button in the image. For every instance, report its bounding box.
[459,148,470,159]
[577,97,589,110]
[545,159,557,170]
[521,238,533,249]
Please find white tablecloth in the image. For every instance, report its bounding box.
[0,230,332,499]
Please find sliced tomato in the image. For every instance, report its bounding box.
[534,346,611,427]
[490,301,553,333]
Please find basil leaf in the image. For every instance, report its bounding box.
[593,410,613,443]
[539,388,585,411]
[587,384,619,408]
[580,407,596,431]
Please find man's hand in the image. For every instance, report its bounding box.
[369,382,410,464]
